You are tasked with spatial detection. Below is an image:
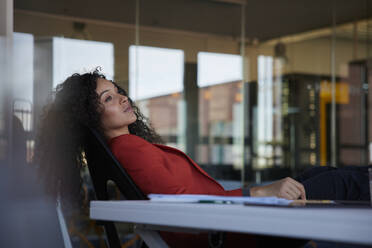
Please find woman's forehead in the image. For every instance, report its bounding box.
[96,78,115,91]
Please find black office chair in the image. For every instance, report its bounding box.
[84,128,147,248]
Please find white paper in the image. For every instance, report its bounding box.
[148,194,292,205]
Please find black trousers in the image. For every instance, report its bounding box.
[295,165,371,201]
[258,166,371,248]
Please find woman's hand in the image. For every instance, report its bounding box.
[250,177,306,200]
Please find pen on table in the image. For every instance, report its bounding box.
[198,200,235,204]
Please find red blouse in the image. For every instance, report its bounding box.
[109,134,242,196]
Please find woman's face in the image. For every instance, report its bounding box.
[96,78,137,139]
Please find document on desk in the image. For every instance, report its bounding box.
[148,194,293,206]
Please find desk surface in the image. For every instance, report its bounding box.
[90,200,372,245]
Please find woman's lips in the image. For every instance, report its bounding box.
[124,106,132,112]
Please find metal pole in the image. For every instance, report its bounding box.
[0,0,13,37]
[240,1,248,186]
[0,0,14,167]
[134,0,140,101]
[330,7,337,167]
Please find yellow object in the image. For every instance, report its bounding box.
[319,81,349,166]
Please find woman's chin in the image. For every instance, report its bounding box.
[130,116,137,124]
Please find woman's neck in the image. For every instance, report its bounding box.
[105,127,130,140]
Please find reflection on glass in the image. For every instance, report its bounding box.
[129,45,184,149]
[0,35,8,163]
[256,55,285,169]
[336,19,372,167]
[13,33,33,104]
[250,17,372,174]
[5,2,372,247]
[52,37,114,87]
[129,45,184,100]
[196,52,243,183]
[33,37,114,164]
[197,52,242,87]
[12,33,34,164]
[257,55,273,168]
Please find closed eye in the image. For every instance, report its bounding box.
[104,95,113,102]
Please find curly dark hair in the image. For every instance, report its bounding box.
[34,70,163,207]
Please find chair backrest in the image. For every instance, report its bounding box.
[84,128,147,248]
[85,128,147,200]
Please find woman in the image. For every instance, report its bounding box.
[35,70,370,247]
[35,70,304,202]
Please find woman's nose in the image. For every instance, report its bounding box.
[120,94,128,103]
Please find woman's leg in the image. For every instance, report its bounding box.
[301,169,369,200]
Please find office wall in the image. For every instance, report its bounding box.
[14,10,240,90]
[251,36,371,80]
[15,10,371,87]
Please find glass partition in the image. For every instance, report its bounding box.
[0,35,9,166]
[335,18,372,167]
[250,32,337,181]
[196,51,244,184]
[8,0,372,189]
[5,0,372,246]
[1,31,67,246]
[129,45,184,148]
[52,37,114,87]
[243,13,372,186]
[136,1,246,190]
